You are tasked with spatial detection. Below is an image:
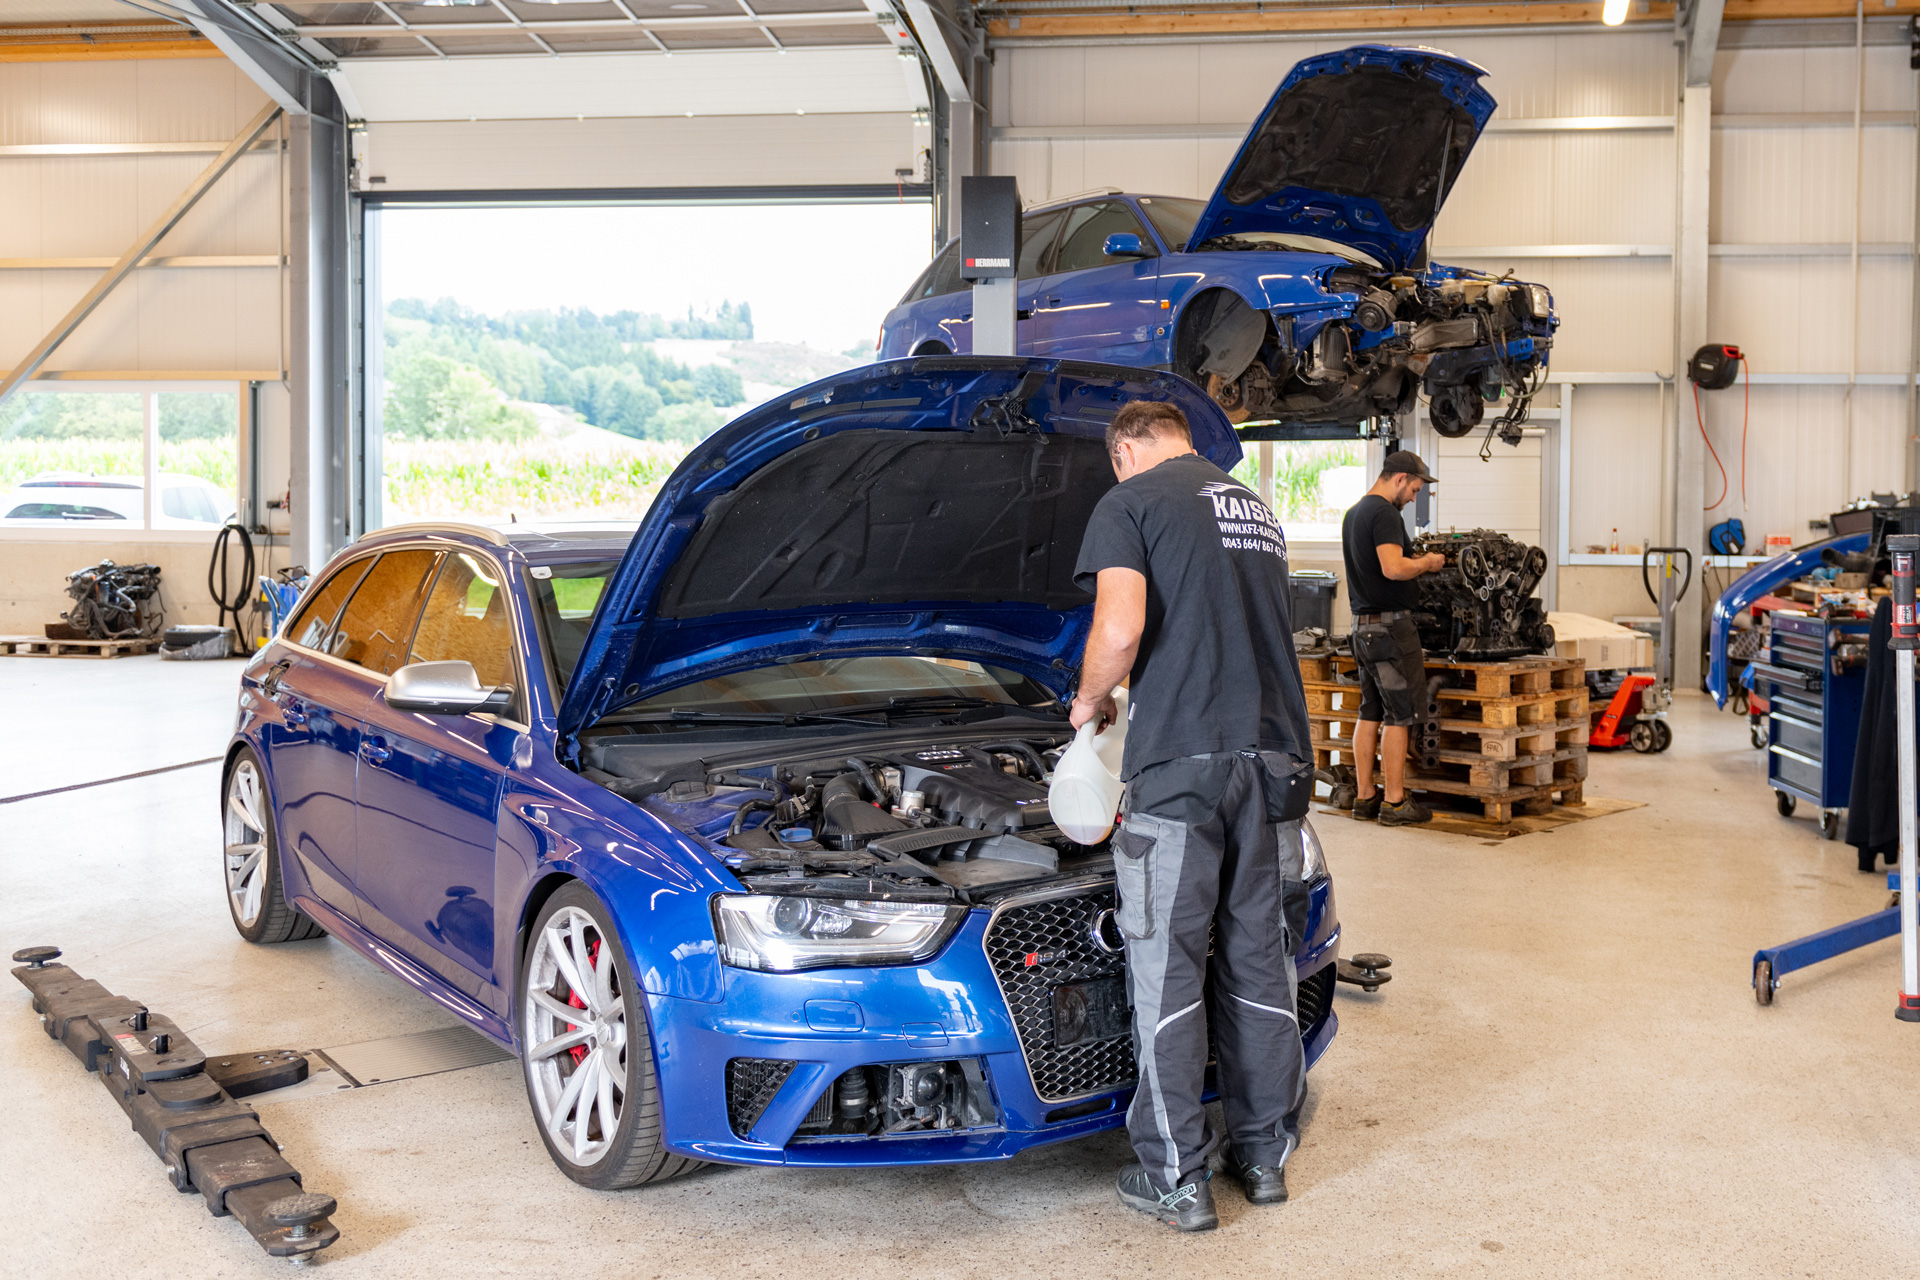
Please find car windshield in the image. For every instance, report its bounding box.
[1196,229,1381,268]
[1137,196,1206,252]
[528,559,619,694]
[622,656,1056,720]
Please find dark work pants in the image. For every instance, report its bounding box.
[1113,749,1309,1194]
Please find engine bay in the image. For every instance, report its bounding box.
[1179,261,1554,436]
[584,726,1105,902]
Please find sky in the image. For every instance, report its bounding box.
[378,202,935,354]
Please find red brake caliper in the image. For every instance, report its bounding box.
[566,937,602,1067]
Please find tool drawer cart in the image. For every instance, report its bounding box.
[1750,611,1869,839]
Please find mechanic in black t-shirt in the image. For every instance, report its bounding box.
[1340,451,1446,826]
[1071,400,1313,1233]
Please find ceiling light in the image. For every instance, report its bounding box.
[407,0,490,7]
[670,3,709,8]
[1601,0,1628,24]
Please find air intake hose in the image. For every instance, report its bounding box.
[820,772,907,849]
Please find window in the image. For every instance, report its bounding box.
[1051,201,1156,275]
[330,549,441,675]
[1018,208,1068,279]
[0,385,240,535]
[911,242,964,301]
[287,558,374,652]
[411,551,517,695]
[1137,196,1206,254]
[1230,442,1368,542]
[527,560,619,694]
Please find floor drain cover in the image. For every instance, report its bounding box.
[316,1024,512,1087]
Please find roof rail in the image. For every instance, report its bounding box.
[364,520,511,547]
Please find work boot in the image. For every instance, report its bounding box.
[1221,1140,1292,1206]
[1379,795,1433,826]
[1115,1164,1218,1232]
[1351,792,1381,821]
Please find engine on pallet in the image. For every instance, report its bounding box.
[59,559,162,640]
[1409,528,1555,660]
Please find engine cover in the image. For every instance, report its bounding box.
[886,746,1052,833]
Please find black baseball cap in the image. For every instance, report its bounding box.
[1382,450,1437,484]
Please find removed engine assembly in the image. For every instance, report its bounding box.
[1410,528,1555,660]
[58,558,162,640]
[10,946,339,1263]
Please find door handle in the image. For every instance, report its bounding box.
[278,696,308,727]
[360,737,392,766]
[1045,296,1062,307]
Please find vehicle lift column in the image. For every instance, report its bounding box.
[961,174,1020,357]
[1750,532,1920,1015]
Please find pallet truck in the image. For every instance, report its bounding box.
[1589,547,1692,753]
[1751,532,1920,1016]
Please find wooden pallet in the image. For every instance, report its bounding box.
[1299,650,1589,821]
[0,634,160,658]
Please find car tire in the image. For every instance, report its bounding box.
[519,883,701,1190]
[223,749,327,944]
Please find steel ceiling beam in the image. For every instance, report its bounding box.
[0,102,283,413]
[1681,0,1728,86]
[288,12,883,37]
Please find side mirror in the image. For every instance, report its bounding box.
[1103,232,1149,258]
[387,660,513,716]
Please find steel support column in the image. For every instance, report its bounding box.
[1672,80,1712,691]
[288,92,352,567]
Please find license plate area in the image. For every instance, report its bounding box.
[1051,974,1130,1048]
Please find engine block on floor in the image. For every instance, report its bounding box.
[1410,528,1555,660]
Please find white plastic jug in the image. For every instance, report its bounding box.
[1049,687,1129,845]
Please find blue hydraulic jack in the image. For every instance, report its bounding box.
[1751,532,1920,1020]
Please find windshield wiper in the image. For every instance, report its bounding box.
[622,708,888,728]
[830,694,1063,719]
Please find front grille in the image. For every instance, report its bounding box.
[983,889,1135,1103]
[985,889,1341,1105]
[725,1057,794,1137]
[1295,964,1335,1034]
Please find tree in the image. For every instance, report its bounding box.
[384,351,536,440]
[650,401,723,444]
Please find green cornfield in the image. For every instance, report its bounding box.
[1231,442,1365,525]
[0,439,238,493]
[382,440,692,522]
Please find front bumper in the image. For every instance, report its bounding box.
[646,878,1340,1168]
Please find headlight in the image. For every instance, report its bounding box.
[1300,817,1328,881]
[713,895,966,972]
[1525,283,1552,320]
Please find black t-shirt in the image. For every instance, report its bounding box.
[1072,453,1310,779]
[1342,493,1418,613]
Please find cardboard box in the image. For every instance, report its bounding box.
[1548,611,1654,670]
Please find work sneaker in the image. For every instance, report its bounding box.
[1351,793,1381,821]
[1221,1139,1292,1206]
[1115,1164,1218,1232]
[1379,796,1433,826]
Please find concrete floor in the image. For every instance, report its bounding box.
[4,654,1918,1278]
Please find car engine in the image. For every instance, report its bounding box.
[584,730,1093,905]
[1177,263,1553,437]
[59,559,162,640]
[1408,528,1556,660]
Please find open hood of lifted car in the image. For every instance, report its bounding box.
[1186,44,1496,272]
[553,357,1243,755]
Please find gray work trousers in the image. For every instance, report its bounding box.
[1113,749,1309,1194]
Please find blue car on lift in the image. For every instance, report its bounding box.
[221,357,1340,1188]
[880,44,1557,438]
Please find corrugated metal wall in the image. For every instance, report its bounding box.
[0,59,280,375]
[990,28,1917,556]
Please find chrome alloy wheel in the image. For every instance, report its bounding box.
[524,907,629,1167]
[224,760,270,929]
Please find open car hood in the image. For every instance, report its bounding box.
[1186,44,1496,271]
[554,357,1243,755]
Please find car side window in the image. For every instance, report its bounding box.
[328,549,441,675]
[286,557,374,652]
[1051,201,1156,275]
[916,242,963,300]
[1018,208,1068,279]
[409,552,518,709]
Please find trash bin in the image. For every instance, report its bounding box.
[1289,570,1339,634]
